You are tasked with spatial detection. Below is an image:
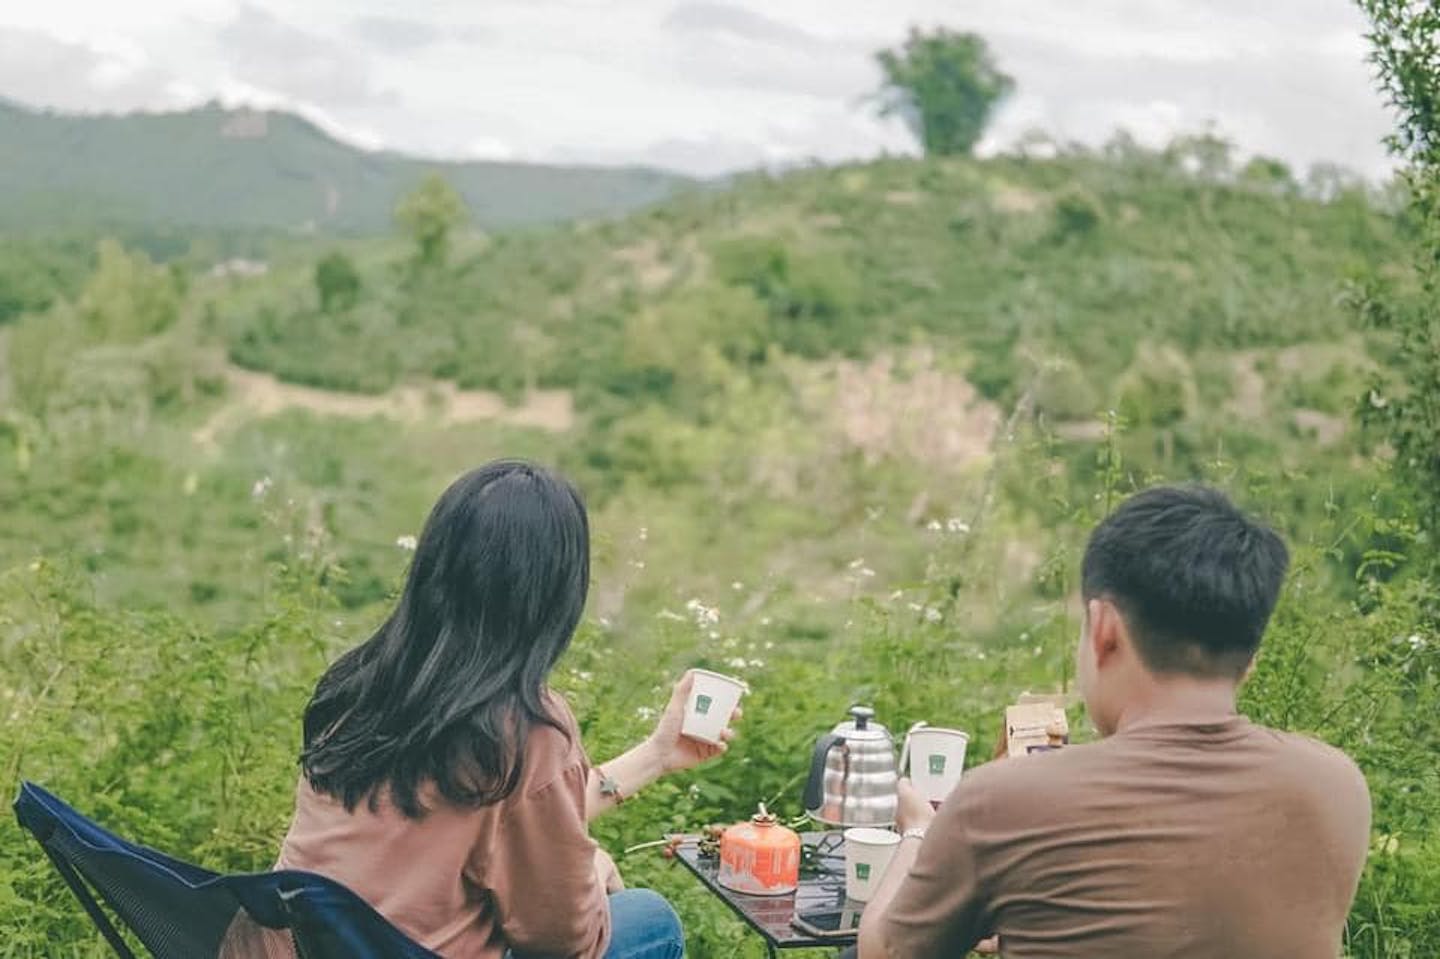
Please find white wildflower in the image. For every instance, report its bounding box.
[946,518,971,534]
[395,535,418,551]
[710,630,722,641]
[923,606,943,623]
[763,641,774,650]
[977,651,987,660]
[1033,646,1043,656]
[926,520,942,532]
[889,590,904,600]
[685,598,720,626]
[748,659,765,668]
[848,557,866,570]
[638,527,649,541]
[635,706,657,720]
[859,567,876,578]
[657,610,685,622]
[732,581,744,591]
[1407,634,1427,651]
[760,617,772,627]
[727,657,749,670]
[908,602,923,612]
[251,475,273,500]
[630,559,646,570]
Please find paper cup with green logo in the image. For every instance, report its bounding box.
[681,670,747,745]
[843,827,902,902]
[901,724,970,805]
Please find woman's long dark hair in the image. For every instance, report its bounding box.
[300,460,590,818]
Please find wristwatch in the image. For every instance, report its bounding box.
[901,826,927,842]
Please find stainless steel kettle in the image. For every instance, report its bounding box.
[803,705,899,827]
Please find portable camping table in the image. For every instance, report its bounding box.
[674,832,856,958]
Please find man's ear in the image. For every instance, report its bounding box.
[1089,598,1124,668]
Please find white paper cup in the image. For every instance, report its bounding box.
[901,725,970,805]
[680,670,747,745]
[843,827,902,902]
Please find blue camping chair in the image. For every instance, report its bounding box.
[13,781,440,959]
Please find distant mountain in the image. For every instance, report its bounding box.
[0,99,694,235]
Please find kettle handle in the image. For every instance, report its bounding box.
[803,733,846,812]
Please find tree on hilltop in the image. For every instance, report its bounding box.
[875,28,1015,157]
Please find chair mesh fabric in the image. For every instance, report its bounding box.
[14,782,441,959]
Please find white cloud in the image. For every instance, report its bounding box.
[216,3,396,108]
[0,27,184,112]
[0,0,1398,178]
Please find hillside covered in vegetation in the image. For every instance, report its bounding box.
[1,135,1436,956]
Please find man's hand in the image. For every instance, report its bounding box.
[594,848,625,894]
[973,936,1000,954]
[895,778,936,834]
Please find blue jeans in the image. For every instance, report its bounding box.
[604,889,685,959]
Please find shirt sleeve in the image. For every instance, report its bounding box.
[883,788,993,958]
[482,760,611,959]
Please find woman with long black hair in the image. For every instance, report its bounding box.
[275,460,736,958]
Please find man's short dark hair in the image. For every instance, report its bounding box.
[1081,485,1290,678]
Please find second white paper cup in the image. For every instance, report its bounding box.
[680,670,747,745]
[903,726,970,804]
[843,827,902,902]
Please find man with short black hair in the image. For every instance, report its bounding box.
[858,485,1371,958]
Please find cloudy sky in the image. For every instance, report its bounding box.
[0,0,1396,178]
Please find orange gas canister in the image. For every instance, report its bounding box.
[717,804,801,896]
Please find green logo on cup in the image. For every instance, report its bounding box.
[928,754,947,775]
[855,863,871,881]
[695,694,713,715]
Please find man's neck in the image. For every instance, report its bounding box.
[1112,675,1240,733]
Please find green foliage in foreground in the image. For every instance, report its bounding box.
[1357,0,1440,566]
[1,463,1436,958]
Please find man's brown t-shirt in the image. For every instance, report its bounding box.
[884,712,1370,958]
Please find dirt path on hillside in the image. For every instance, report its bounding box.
[193,366,573,449]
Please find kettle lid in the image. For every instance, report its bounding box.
[834,704,890,741]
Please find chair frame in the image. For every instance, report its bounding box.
[13,780,439,959]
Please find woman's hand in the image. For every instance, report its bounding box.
[645,670,741,774]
